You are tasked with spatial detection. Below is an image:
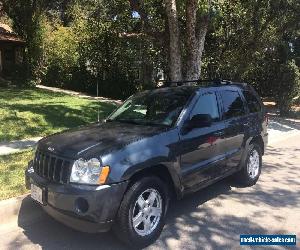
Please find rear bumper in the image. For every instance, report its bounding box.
[25,165,128,233]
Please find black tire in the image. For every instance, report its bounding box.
[235,143,262,186]
[113,176,169,248]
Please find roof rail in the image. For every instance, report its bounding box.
[217,79,232,84]
[156,79,248,88]
[160,79,218,86]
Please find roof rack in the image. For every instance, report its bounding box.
[158,79,236,87]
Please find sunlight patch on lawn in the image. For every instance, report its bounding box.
[0,87,116,141]
[0,150,34,200]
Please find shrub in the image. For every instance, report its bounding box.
[274,60,300,116]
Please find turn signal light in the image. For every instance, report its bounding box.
[98,166,110,184]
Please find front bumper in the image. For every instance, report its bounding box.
[25,167,128,233]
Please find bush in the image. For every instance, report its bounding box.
[274,60,300,116]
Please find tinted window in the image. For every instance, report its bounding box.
[108,88,193,126]
[190,92,220,121]
[243,91,261,113]
[220,90,245,119]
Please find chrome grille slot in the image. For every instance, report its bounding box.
[33,150,72,184]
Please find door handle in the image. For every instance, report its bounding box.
[214,131,224,137]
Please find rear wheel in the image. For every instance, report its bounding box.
[113,176,168,248]
[235,143,262,186]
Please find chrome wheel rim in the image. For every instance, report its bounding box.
[132,188,162,236]
[247,149,260,179]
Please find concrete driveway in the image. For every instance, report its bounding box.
[0,135,299,250]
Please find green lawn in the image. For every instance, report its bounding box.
[0,150,33,200]
[0,87,117,200]
[0,87,116,142]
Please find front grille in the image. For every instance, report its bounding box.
[33,150,72,184]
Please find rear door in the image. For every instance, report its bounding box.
[219,88,247,172]
[179,91,227,190]
[242,89,265,136]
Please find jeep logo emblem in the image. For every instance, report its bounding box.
[48,147,55,152]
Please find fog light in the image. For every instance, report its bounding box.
[75,198,89,214]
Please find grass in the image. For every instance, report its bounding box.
[0,87,117,200]
[0,150,34,200]
[0,87,116,142]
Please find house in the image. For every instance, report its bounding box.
[0,23,25,77]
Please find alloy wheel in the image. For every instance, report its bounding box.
[132,188,162,236]
[247,149,260,179]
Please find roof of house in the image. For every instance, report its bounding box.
[0,23,25,44]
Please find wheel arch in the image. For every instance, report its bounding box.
[126,164,183,200]
[249,135,265,155]
[238,134,265,171]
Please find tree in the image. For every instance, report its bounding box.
[202,0,299,115]
[164,0,182,81]
[1,0,46,82]
[275,60,300,115]
[130,0,213,82]
[2,0,299,108]
[185,0,211,80]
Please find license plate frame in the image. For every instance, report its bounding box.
[31,184,45,205]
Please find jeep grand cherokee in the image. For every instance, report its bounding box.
[25,80,268,248]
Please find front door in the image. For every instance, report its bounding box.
[179,91,227,190]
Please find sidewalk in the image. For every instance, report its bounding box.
[267,114,300,144]
[36,85,122,105]
[0,137,42,156]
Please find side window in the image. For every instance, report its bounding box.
[190,92,220,121]
[243,91,261,113]
[220,90,245,119]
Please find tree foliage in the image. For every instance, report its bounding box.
[1,0,47,83]
[0,0,299,113]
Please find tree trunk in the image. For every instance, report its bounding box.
[164,0,182,82]
[185,0,198,81]
[185,0,210,81]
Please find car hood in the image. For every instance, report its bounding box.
[38,121,167,159]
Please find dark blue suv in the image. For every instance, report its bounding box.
[26,80,268,248]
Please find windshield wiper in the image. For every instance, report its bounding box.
[138,121,170,127]
[108,119,169,127]
[113,119,142,125]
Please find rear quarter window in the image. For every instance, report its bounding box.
[243,90,262,113]
[220,90,245,119]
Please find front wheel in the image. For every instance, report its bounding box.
[113,176,168,248]
[235,143,262,186]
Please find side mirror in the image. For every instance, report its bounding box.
[187,114,212,129]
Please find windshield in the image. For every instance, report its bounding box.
[107,89,193,127]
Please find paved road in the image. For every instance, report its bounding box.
[0,136,299,250]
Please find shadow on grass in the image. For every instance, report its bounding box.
[1,101,116,141]
[0,87,68,102]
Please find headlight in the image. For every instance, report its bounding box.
[70,158,110,185]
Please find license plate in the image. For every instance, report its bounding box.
[31,184,44,204]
